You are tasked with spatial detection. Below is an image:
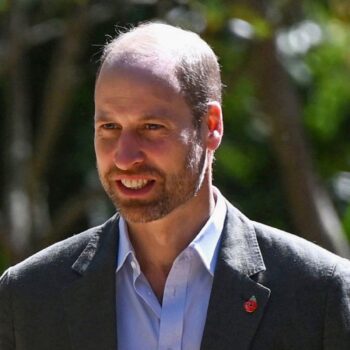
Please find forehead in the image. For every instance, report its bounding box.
[94,60,190,120]
[96,60,176,98]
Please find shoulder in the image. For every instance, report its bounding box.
[0,214,119,287]
[224,200,349,286]
[253,220,348,273]
[250,219,350,303]
[253,221,350,345]
[219,200,350,346]
[9,227,99,279]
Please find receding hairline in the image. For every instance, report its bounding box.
[100,22,218,74]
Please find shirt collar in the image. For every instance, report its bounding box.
[117,217,135,272]
[189,187,227,276]
[116,187,227,276]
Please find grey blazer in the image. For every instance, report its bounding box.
[1,202,350,349]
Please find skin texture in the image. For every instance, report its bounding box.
[94,58,223,300]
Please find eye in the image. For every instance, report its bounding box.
[144,123,164,130]
[102,123,119,130]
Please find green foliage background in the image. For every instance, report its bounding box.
[0,0,349,271]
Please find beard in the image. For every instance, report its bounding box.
[97,140,208,223]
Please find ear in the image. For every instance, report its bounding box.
[205,101,223,151]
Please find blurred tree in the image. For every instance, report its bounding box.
[205,0,350,257]
[0,0,135,262]
[1,0,349,271]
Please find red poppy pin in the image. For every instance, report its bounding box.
[244,295,258,313]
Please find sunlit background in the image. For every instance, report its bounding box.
[1,0,350,271]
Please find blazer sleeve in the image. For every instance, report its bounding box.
[0,268,15,350]
[323,259,350,349]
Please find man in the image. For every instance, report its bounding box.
[0,22,349,350]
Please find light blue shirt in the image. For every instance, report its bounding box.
[116,189,227,350]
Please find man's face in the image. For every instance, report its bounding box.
[94,61,209,223]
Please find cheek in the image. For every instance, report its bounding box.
[94,138,118,168]
[152,139,196,178]
[94,137,117,155]
[143,140,185,172]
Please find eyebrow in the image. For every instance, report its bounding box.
[142,112,173,120]
[94,110,173,121]
[94,113,109,122]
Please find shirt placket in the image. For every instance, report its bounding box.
[158,251,192,350]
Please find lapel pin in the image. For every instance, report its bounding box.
[244,295,258,313]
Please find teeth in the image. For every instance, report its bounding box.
[121,179,149,189]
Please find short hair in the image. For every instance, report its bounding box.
[98,22,222,126]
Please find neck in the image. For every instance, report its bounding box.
[126,182,215,301]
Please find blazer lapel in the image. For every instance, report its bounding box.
[201,203,271,350]
[62,214,120,350]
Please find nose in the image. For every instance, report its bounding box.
[113,130,145,170]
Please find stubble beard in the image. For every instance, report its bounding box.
[98,141,207,223]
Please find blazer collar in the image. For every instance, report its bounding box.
[62,213,120,350]
[219,201,266,275]
[201,201,271,350]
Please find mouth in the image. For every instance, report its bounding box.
[121,178,150,189]
[116,178,156,196]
